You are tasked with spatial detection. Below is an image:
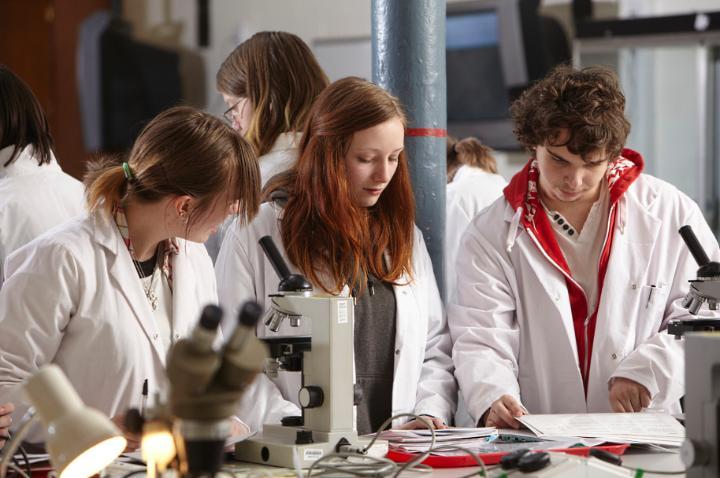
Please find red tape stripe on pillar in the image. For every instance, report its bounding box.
[405,128,447,137]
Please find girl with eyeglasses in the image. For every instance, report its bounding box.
[216,77,457,435]
[207,31,329,262]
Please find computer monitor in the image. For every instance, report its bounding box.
[446,0,567,150]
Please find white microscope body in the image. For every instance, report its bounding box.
[235,237,372,468]
[668,225,720,478]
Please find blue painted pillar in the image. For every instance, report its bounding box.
[372,0,448,299]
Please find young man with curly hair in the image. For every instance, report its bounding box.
[448,64,719,428]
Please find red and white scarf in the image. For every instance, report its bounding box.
[113,207,179,291]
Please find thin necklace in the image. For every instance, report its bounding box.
[132,248,160,310]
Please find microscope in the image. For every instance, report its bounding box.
[235,236,373,468]
[667,225,720,478]
[125,302,268,478]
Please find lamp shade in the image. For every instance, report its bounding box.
[24,365,127,478]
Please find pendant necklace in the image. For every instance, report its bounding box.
[132,248,160,310]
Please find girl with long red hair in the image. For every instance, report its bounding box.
[216,77,456,434]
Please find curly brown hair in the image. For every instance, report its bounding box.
[510,64,630,160]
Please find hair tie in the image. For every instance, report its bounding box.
[122,162,135,182]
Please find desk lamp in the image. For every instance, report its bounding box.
[0,365,126,478]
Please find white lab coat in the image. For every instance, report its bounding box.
[0,145,85,285]
[215,202,457,432]
[449,174,719,424]
[204,133,301,262]
[0,209,218,436]
[257,132,301,185]
[446,165,506,300]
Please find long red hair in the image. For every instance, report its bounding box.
[265,77,415,294]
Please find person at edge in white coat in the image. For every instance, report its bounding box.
[449,65,720,429]
[216,77,457,435]
[0,65,84,287]
[445,136,506,301]
[445,136,506,427]
[0,106,261,447]
[205,31,329,262]
[0,65,85,448]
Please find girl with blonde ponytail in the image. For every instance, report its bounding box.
[0,106,260,445]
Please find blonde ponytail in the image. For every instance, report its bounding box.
[84,156,129,215]
[82,106,261,227]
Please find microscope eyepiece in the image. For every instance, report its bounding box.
[260,236,292,279]
[679,225,711,267]
[259,236,313,293]
[238,301,264,327]
[199,304,223,331]
[278,275,313,293]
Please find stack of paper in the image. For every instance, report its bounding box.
[378,428,610,457]
[377,427,497,453]
[517,413,685,447]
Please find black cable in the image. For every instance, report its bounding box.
[7,432,30,478]
[305,413,437,478]
[10,455,21,478]
[17,445,31,478]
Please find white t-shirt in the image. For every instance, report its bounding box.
[544,183,610,314]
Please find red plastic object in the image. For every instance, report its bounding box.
[29,465,54,478]
[386,444,630,468]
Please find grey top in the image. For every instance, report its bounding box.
[353,271,397,435]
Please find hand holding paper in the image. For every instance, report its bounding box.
[486,394,527,429]
[608,377,651,412]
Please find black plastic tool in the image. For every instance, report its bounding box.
[589,448,623,466]
[500,448,530,470]
[517,451,551,472]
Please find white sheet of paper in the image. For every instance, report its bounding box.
[516,413,684,446]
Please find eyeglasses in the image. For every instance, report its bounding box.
[223,98,244,124]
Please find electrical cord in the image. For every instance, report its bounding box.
[307,452,404,478]
[306,413,497,478]
[16,444,32,478]
[6,463,30,478]
[307,413,435,478]
[4,432,32,478]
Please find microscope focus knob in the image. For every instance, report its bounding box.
[299,386,324,408]
[295,430,314,445]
